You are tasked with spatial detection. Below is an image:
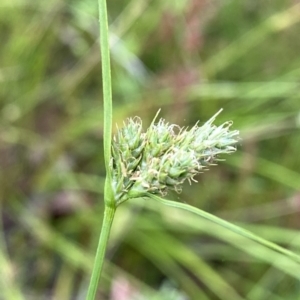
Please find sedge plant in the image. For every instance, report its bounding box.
[87,0,300,299]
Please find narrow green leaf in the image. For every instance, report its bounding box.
[147,193,300,266]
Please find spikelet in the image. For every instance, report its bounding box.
[112,111,240,204]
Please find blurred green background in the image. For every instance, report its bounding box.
[1,0,300,299]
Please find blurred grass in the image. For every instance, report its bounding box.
[1,0,300,299]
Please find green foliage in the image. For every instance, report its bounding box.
[1,0,300,299]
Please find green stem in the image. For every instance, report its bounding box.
[98,0,113,185]
[86,0,116,298]
[86,205,116,300]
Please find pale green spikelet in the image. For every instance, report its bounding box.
[112,110,240,205]
[111,117,145,201]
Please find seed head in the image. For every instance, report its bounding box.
[112,110,240,204]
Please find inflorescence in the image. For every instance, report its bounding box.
[111,110,239,204]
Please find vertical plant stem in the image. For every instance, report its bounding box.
[86,206,115,300]
[87,0,116,299]
[98,0,113,176]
